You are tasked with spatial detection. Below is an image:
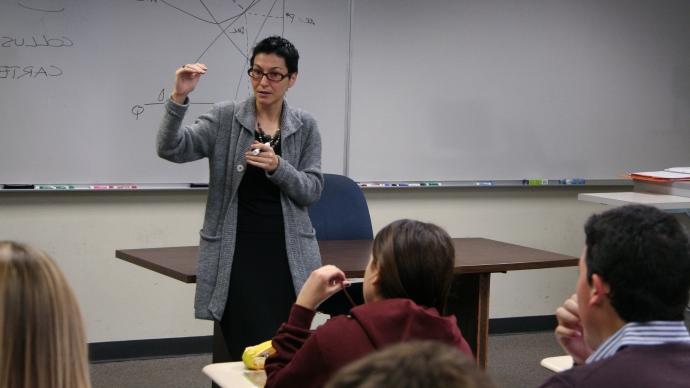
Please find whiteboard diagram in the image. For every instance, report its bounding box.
[0,0,349,183]
[129,0,318,120]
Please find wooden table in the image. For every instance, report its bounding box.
[116,238,577,368]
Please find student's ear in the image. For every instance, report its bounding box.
[589,273,610,306]
[369,262,381,286]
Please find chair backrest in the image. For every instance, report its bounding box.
[308,174,373,240]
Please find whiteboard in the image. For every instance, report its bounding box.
[0,0,349,184]
[3,0,690,185]
[348,0,690,181]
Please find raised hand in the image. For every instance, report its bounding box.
[171,63,207,103]
[295,265,351,310]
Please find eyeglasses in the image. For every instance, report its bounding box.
[247,68,290,82]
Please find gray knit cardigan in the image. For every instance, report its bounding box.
[157,96,324,320]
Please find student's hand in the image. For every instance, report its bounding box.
[171,63,207,103]
[245,141,280,173]
[295,265,351,310]
[554,294,593,364]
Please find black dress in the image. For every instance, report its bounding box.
[220,133,296,360]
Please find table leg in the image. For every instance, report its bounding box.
[446,273,491,368]
[211,321,231,388]
[213,321,231,363]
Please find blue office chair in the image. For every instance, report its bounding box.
[308,173,372,315]
[308,173,373,240]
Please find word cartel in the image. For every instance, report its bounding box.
[1,35,74,48]
[0,65,63,79]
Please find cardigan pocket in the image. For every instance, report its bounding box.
[197,230,222,292]
[199,230,221,242]
[298,227,321,270]
[298,227,316,238]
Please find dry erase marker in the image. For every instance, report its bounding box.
[558,178,586,185]
[476,181,495,186]
[90,185,138,190]
[523,179,549,186]
[35,185,75,190]
[251,141,271,156]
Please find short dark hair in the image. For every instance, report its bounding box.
[325,340,496,388]
[584,204,690,322]
[250,36,299,74]
[372,219,455,313]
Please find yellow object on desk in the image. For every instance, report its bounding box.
[242,340,276,370]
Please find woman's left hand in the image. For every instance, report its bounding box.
[245,141,280,172]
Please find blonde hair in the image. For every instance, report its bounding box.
[0,241,91,388]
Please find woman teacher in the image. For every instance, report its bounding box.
[157,36,323,359]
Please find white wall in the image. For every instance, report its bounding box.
[0,187,628,343]
[365,187,603,318]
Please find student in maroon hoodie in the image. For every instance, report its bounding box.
[265,219,473,388]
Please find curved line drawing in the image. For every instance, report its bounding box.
[133,0,313,118]
[158,0,258,25]
[18,1,64,13]
[159,0,216,24]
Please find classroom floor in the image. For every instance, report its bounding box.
[90,330,562,388]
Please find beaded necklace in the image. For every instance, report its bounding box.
[256,121,281,149]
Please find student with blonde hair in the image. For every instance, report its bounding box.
[0,241,91,388]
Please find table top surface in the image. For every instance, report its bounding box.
[202,362,265,388]
[116,238,577,283]
[579,192,690,210]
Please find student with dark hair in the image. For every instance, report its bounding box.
[264,219,473,388]
[325,340,496,388]
[157,35,323,359]
[540,205,690,388]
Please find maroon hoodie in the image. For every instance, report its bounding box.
[265,298,473,388]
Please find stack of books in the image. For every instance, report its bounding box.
[631,167,690,198]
